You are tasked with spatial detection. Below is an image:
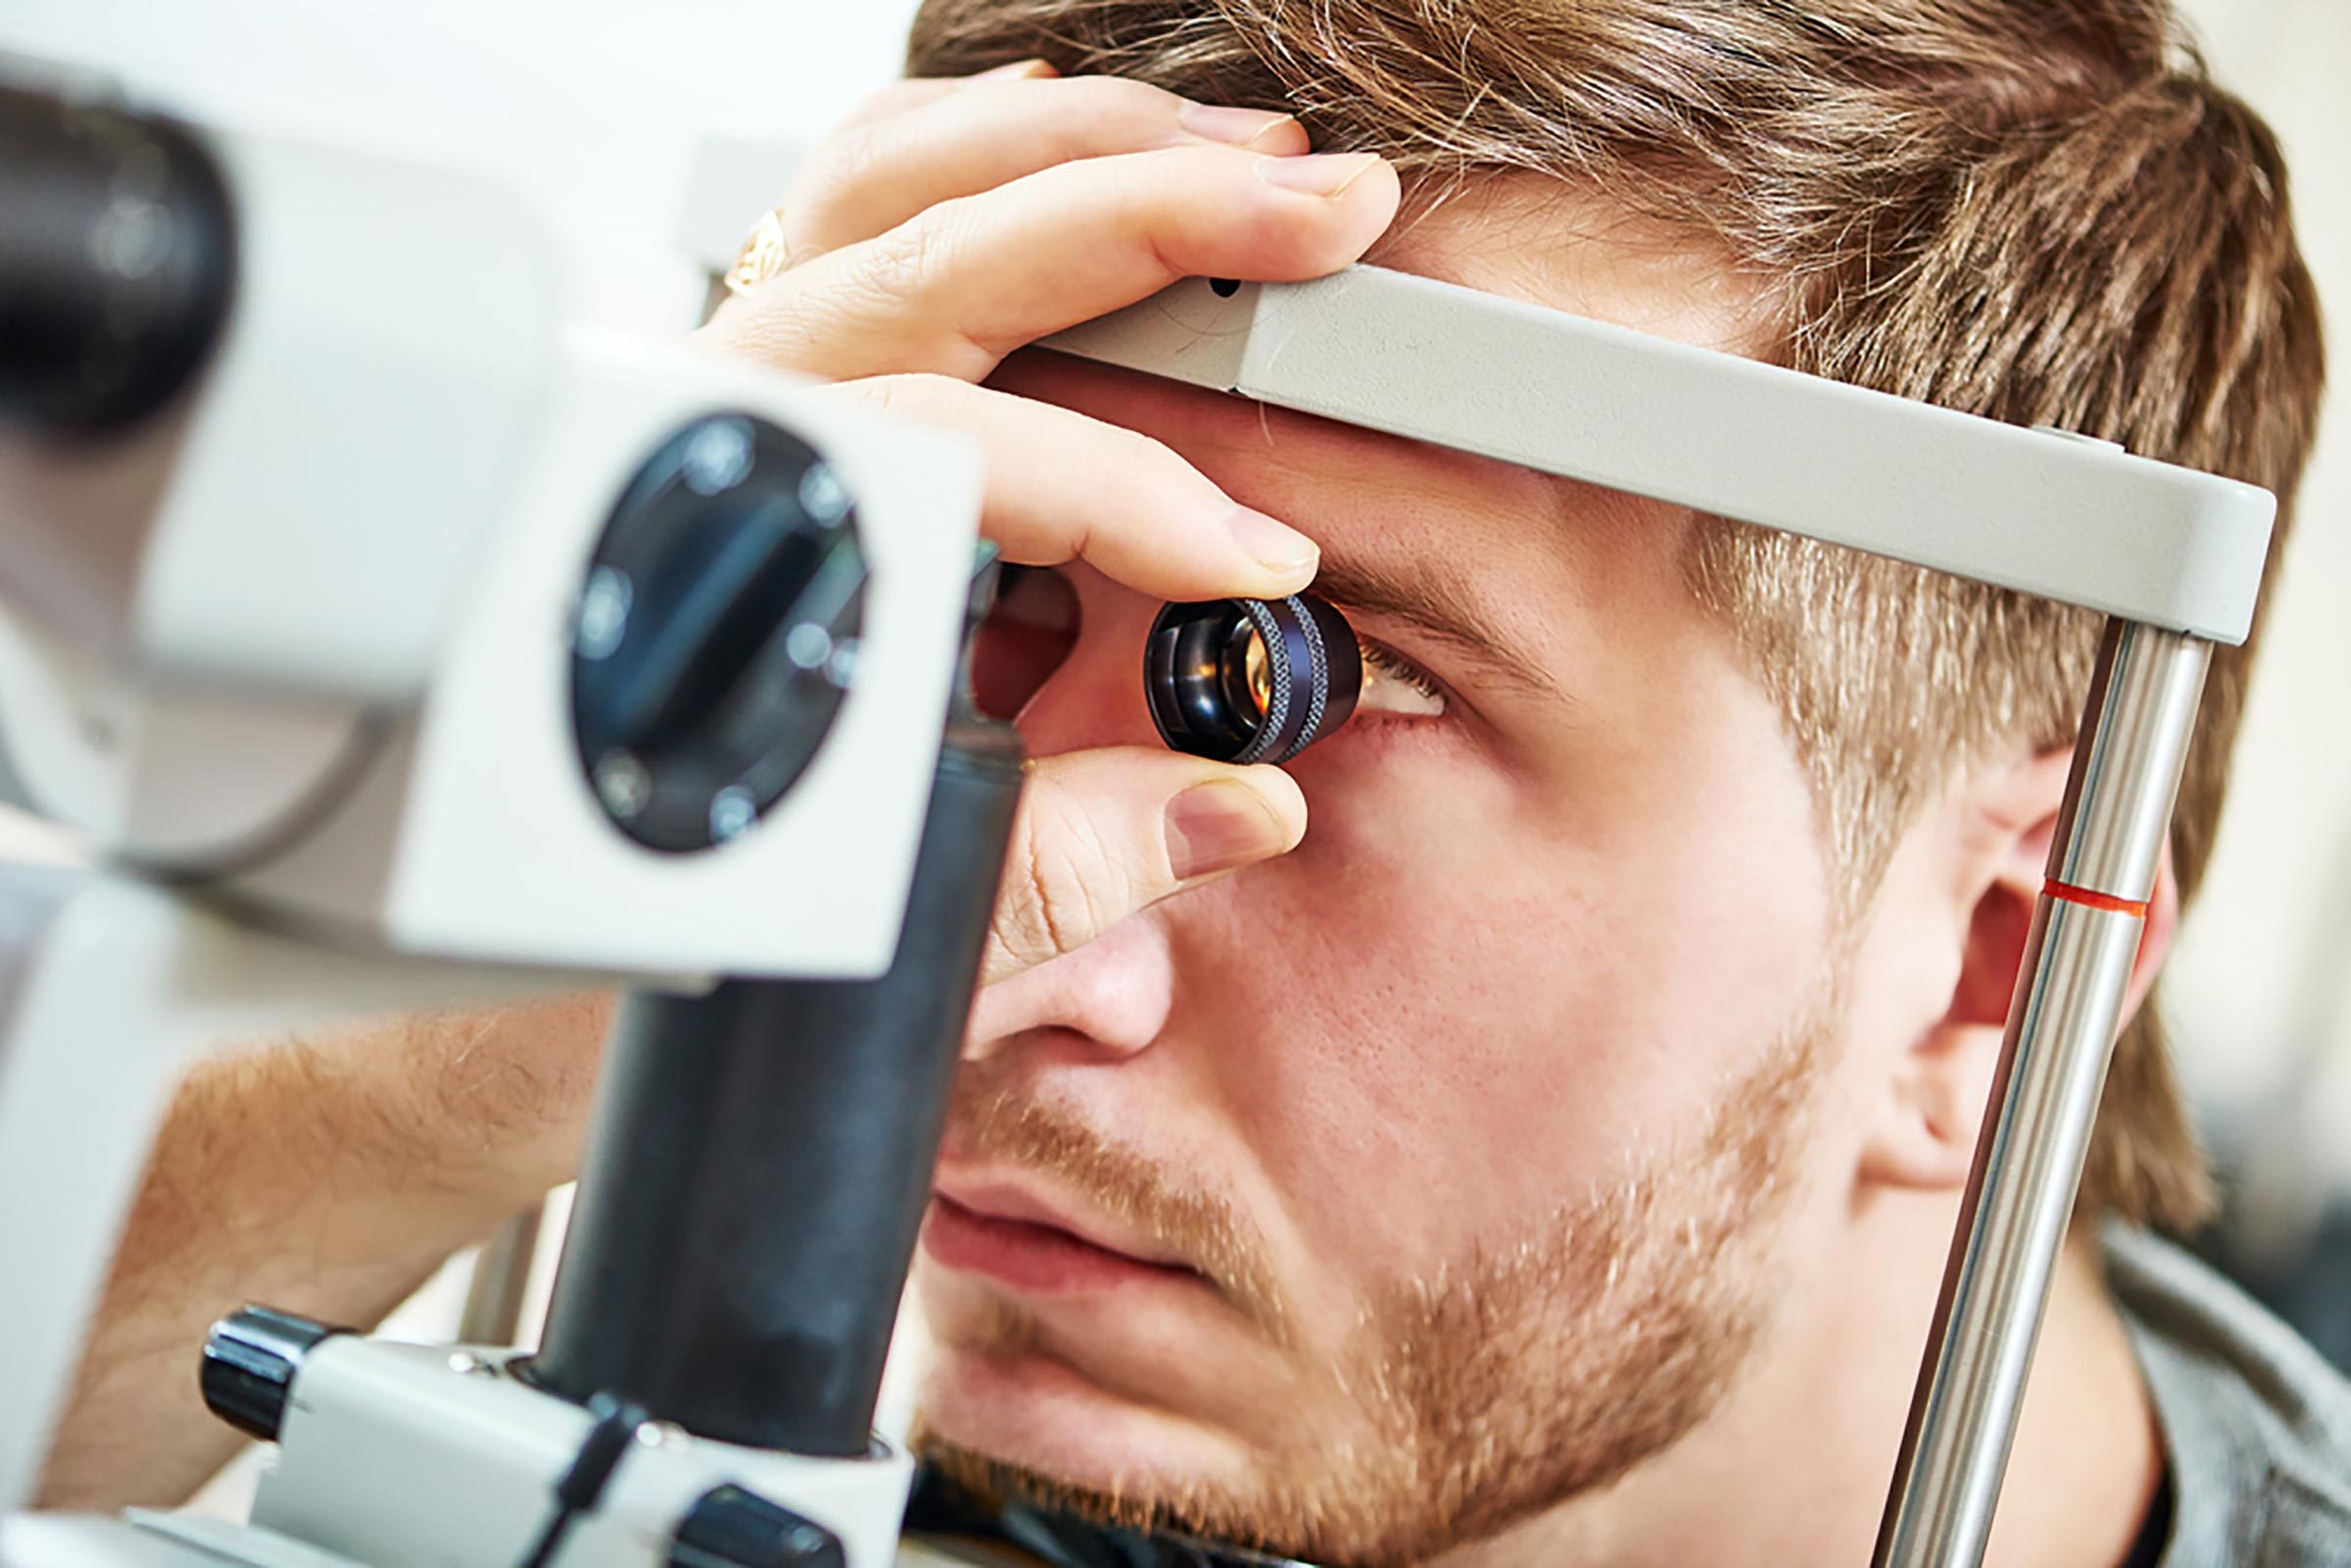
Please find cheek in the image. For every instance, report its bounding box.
[1158,655,1832,1295]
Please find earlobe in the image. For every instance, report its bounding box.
[1858,1019,2002,1192]
[1857,748,2066,1194]
[1853,870,2030,1195]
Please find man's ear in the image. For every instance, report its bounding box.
[1858,747,2180,1192]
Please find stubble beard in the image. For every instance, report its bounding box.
[914,993,1836,1567]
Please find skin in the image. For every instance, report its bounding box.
[39,62,2169,1568]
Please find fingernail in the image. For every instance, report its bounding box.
[970,58,1053,83]
[1255,151,1381,197]
[1167,780,1293,880]
[1226,506,1319,578]
[1178,102,1300,149]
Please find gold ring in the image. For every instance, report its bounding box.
[724,209,792,297]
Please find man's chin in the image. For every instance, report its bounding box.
[913,1343,1263,1505]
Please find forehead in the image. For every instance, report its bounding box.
[1368,177,1775,354]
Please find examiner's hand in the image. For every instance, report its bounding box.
[700,61,1401,986]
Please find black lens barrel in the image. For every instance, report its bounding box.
[0,80,236,436]
[1145,594,1360,766]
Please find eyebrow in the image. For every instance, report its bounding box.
[1309,552,1565,702]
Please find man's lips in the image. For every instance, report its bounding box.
[921,1182,1203,1298]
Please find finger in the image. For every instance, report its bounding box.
[835,59,1057,132]
[788,76,1308,262]
[821,373,1318,599]
[706,142,1400,384]
[983,749,1306,987]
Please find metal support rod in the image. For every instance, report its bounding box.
[1874,619,2212,1568]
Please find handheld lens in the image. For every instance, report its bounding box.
[1145,594,1361,765]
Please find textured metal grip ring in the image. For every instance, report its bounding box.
[1231,597,1296,766]
[1144,594,1360,767]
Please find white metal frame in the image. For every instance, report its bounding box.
[1045,267,2272,641]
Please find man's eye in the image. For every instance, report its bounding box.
[1356,638,1447,719]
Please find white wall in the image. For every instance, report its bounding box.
[3,0,928,328]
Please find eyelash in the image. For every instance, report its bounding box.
[1356,637,1450,715]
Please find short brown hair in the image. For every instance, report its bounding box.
[907,0,2326,1232]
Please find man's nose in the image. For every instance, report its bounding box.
[1012,566,1167,756]
[965,911,1176,1063]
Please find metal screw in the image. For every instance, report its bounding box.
[708,786,757,842]
[798,461,850,524]
[824,638,859,690]
[574,566,633,659]
[595,751,652,819]
[784,622,832,671]
[635,1420,687,1449]
[682,419,756,497]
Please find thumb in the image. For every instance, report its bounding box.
[982,747,1307,988]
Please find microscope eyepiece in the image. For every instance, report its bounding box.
[1145,594,1360,766]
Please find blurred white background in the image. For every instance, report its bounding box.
[2,0,2345,1335]
[2156,0,2351,1202]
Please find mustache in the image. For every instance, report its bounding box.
[942,1064,1292,1343]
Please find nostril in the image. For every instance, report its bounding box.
[973,564,1081,720]
[965,913,1176,1062]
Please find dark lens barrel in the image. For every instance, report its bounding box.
[0,80,236,436]
[1145,594,1360,766]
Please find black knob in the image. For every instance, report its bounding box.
[570,413,869,854]
[199,1305,348,1442]
[670,1484,846,1568]
[0,80,235,437]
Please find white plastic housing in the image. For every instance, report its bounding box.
[250,1340,914,1568]
[0,119,563,705]
[0,105,984,978]
[233,326,982,979]
[0,110,565,863]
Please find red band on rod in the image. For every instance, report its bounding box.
[2042,879,2150,919]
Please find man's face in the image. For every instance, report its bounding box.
[911,196,1852,1564]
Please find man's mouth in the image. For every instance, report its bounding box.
[921,1182,1206,1297]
